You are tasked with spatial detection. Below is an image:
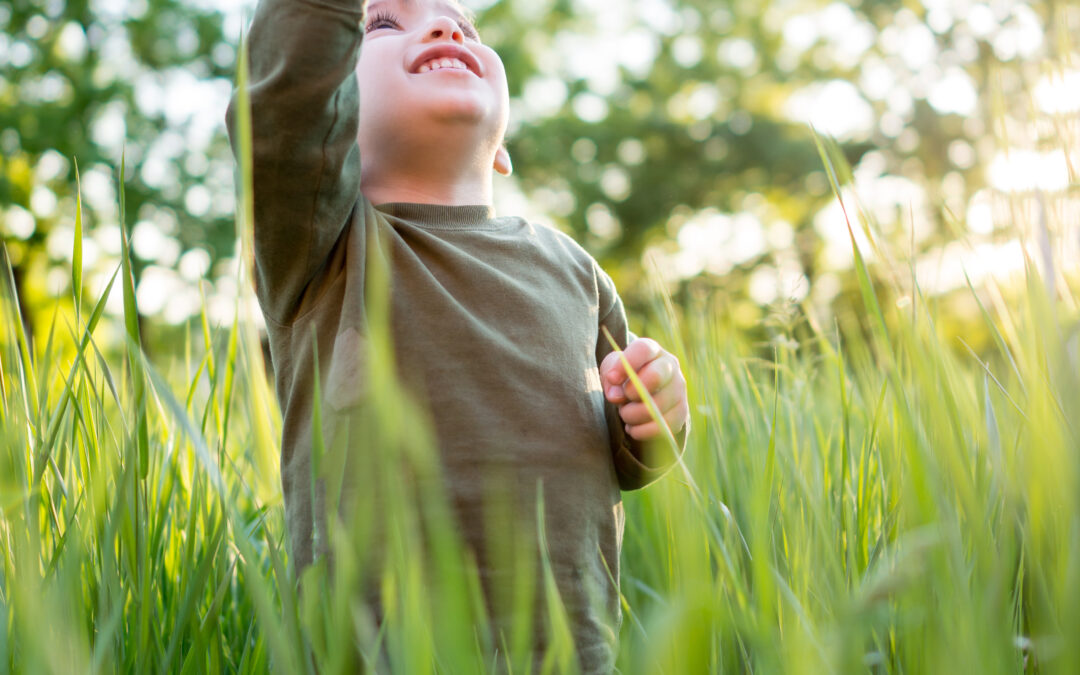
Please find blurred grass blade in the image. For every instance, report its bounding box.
[117,152,149,479]
[1,240,40,425]
[72,158,84,321]
[811,129,891,350]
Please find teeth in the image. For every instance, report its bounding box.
[417,57,469,73]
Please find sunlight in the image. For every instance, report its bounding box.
[1034,69,1080,114]
[987,149,1071,193]
[785,80,874,140]
[914,239,1027,295]
[927,67,978,116]
[3,205,36,240]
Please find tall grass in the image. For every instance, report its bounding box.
[2,69,1078,675]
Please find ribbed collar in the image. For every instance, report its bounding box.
[376,202,499,230]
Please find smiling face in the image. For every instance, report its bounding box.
[356,0,511,184]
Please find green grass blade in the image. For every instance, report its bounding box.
[72,158,84,321]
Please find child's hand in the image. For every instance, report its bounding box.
[599,338,689,442]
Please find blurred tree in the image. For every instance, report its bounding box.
[1,0,1074,351]
[487,0,854,257]
[0,0,235,346]
[482,0,861,312]
[476,0,1074,339]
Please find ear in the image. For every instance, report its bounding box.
[494,144,513,176]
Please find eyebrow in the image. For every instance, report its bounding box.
[366,0,400,15]
[367,0,471,23]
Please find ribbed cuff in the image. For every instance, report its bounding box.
[613,425,687,491]
[375,202,499,229]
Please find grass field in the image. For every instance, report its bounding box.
[3,162,1078,674]
[2,67,1078,673]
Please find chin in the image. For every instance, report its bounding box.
[421,91,499,125]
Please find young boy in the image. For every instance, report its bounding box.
[227,0,689,671]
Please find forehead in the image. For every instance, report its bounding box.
[368,0,473,21]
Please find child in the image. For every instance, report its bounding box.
[227,0,689,671]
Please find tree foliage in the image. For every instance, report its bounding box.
[0,0,1075,346]
[1,0,235,341]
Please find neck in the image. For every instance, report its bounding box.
[360,137,495,207]
[361,170,493,206]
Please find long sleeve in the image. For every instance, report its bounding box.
[594,266,687,491]
[226,0,366,325]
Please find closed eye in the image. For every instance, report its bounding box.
[365,8,480,41]
[366,10,401,33]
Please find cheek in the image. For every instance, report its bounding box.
[355,57,382,101]
[491,68,511,114]
[478,54,510,115]
[480,50,509,92]
[356,47,403,99]
[355,64,383,148]
[355,56,404,133]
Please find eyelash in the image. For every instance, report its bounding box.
[365,10,480,41]
[460,23,480,41]
[366,10,400,32]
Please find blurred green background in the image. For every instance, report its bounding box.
[3,2,1080,672]
[2,0,1076,355]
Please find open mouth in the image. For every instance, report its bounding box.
[418,57,470,73]
[410,46,482,77]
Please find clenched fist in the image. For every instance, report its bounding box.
[599,337,689,442]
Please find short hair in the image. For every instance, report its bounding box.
[443,0,477,28]
[453,1,476,24]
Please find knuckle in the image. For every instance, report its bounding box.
[627,423,650,440]
[637,370,654,390]
[632,337,659,356]
[662,358,675,378]
[662,388,681,409]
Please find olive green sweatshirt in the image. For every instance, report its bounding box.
[226,0,685,671]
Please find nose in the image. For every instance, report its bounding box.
[422,15,465,44]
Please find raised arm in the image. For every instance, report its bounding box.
[226,0,366,325]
